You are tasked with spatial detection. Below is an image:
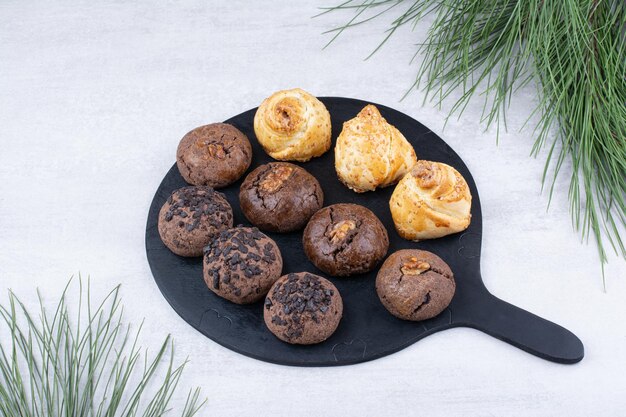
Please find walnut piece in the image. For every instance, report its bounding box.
[259,165,294,192]
[401,257,431,275]
[329,220,357,244]
[197,140,227,160]
[208,143,226,159]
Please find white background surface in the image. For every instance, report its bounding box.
[1,1,625,416]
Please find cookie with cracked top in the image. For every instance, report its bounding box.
[264,272,343,344]
[158,186,233,257]
[239,162,323,232]
[176,123,252,188]
[303,203,388,277]
[203,226,283,304]
[376,249,455,321]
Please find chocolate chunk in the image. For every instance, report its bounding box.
[230,252,240,265]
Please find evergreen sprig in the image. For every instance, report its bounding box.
[319,0,626,279]
[0,280,205,417]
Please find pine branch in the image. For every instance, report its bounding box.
[0,278,206,417]
[320,0,626,279]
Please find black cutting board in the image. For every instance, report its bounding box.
[145,97,584,366]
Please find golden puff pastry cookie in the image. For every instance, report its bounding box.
[335,104,417,193]
[390,160,472,241]
[253,88,332,162]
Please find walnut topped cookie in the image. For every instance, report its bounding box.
[264,272,343,344]
[376,249,455,321]
[176,123,252,188]
[239,162,323,232]
[158,186,233,257]
[302,203,389,276]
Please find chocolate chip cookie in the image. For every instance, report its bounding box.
[302,203,389,276]
[239,162,323,232]
[158,186,233,257]
[264,272,343,345]
[203,226,283,304]
[376,249,455,321]
[176,123,252,188]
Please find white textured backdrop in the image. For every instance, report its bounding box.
[1,1,625,416]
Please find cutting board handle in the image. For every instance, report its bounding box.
[457,289,584,364]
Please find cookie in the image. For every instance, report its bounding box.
[239,162,323,232]
[176,123,252,188]
[376,249,455,321]
[302,203,389,276]
[264,272,342,345]
[158,186,233,257]
[203,226,283,304]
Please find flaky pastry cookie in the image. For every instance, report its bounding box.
[390,160,471,240]
[335,104,417,193]
[253,88,331,162]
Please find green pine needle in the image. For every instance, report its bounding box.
[320,0,626,280]
[0,278,206,417]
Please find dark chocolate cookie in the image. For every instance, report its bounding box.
[264,272,342,345]
[158,186,233,257]
[376,249,455,321]
[203,226,283,304]
[239,162,323,232]
[176,123,252,188]
[302,203,389,276]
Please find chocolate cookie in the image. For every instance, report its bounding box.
[176,123,252,188]
[264,272,342,345]
[376,249,455,321]
[158,186,233,257]
[203,226,283,304]
[302,203,389,276]
[239,162,323,232]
